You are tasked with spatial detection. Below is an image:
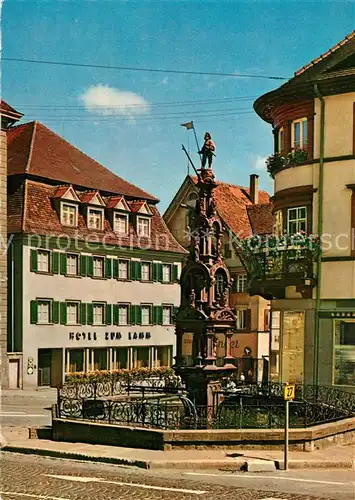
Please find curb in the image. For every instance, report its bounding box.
[2,445,354,470]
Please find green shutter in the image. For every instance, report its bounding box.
[30,250,38,272]
[52,301,59,324]
[30,300,38,324]
[52,252,59,274]
[87,256,94,277]
[87,303,94,325]
[152,306,157,325]
[136,262,142,281]
[80,303,87,325]
[105,304,112,325]
[158,263,163,282]
[113,304,119,325]
[136,305,142,325]
[130,261,136,280]
[105,258,112,279]
[80,255,87,277]
[172,264,179,282]
[113,259,119,279]
[60,302,67,325]
[60,253,67,275]
[152,263,158,282]
[158,306,163,325]
[130,304,136,325]
[173,306,179,323]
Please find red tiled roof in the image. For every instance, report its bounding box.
[105,196,126,209]
[189,176,272,237]
[53,185,73,199]
[8,179,187,255]
[129,201,148,213]
[6,121,158,201]
[0,100,23,118]
[79,191,103,204]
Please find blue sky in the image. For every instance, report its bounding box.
[2,1,355,212]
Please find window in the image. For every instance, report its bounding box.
[37,251,50,273]
[93,303,105,325]
[66,254,79,276]
[66,302,79,325]
[141,305,152,325]
[61,203,77,227]
[93,256,104,278]
[118,260,128,279]
[155,346,172,367]
[236,274,247,293]
[236,308,249,330]
[113,213,128,234]
[287,206,307,234]
[38,300,51,324]
[134,347,150,368]
[292,118,308,149]
[162,264,171,283]
[162,306,172,325]
[334,320,355,386]
[278,127,284,153]
[137,217,150,237]
[88,208,104,230]
[67,349,84,373]
[274,210,283,237]
[141,262,151,281]
[118,304,129,325]
[90,348,108,371]
[112,348,128,370]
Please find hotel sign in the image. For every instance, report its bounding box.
[69,331,152,341]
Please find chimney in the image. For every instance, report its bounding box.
[250,174,259,204]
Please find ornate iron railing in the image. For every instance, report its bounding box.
[56,383,355,430]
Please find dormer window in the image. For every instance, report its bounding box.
[292,118,308,149]
[113,213,128,235]
[137,216,150,237]
[88,208,104,230]
[61,203,78,227]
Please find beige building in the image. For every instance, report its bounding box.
[249,31,355,390]
[0,101,22,389]
[164,174,273,380]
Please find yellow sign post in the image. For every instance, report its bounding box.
[283,384,295,470]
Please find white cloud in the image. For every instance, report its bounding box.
[254,155,267,171]
[161,77,169,85]
[79,84,150,119]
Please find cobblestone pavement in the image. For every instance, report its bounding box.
[1,453,335,500]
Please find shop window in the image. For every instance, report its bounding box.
[287,206,307,234]
[141,262,151,281]
[118,259,129,279]
[93,256,104,278]
[37,250,50,273]
[334,320,355,386]
[291,118,308,149]
[155,346,172,367]
[88,208,104,230]
[90,348,108,371]
[112,348,128,369]
[113,213,128,234]
[67,349,84,373]
[66,254,79,276]
[61,203,78,227]
[134,347,150,368]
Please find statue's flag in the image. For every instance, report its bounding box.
[181,121,193,130]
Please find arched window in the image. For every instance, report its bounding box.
[214,269,227,299]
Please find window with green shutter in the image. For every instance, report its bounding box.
[113,304,119,325]
[52,302,59,324]
[113,259,119,279]
[105,304,112,325]
[172,264,179,282]
[130,260,137,280]
[105,258,112,279]
[30,300,38,324]
[157,306,163,325]
[60,253,67,275]
[30,249,38,272]
[152,263,159,282]
[135,305,142,325]
[60,302,67,325]
[87,256,94,277]
[80,303,87,325]
[80,255,87,277]
[130,304,136,325]
[52,252,59,274]
[87,303,94,325]
[158,263,163,282]
[135,261,142,281]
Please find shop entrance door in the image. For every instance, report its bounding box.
[38,349,51,386]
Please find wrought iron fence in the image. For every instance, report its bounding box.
[56,383,355,430]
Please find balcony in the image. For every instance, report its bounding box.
[266,148,308,178]
[237,233,320,300]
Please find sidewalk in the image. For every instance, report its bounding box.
[1,427,354,471]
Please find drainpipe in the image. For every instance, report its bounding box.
[313,84,325,387]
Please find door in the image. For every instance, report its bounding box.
[8,359,20,389]
[38,349,52,386]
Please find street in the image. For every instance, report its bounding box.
[0,389,56,427]
[1,453,354,500]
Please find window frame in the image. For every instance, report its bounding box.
[113,212,129,235]
[61,202,78,228]
[66,253,80,276]
[333,319,355,387]
[66,301,80,326]
[162,305,173,326]
[278,127,284,153]
[162,264,172,283]
[236,307,249,330]
[92,256,105,278]
[92,302,106,326]
[141,304,152,326]
[118,259,129,280]
[137,216,151,237]
[37,299,52,324]
[287,206,307,235]
[37,250,51,274]
[141,262,152,282]
[118,303,130,326]
[236,274,247,293]
[291,117,308,150]
[87,207,104,231]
